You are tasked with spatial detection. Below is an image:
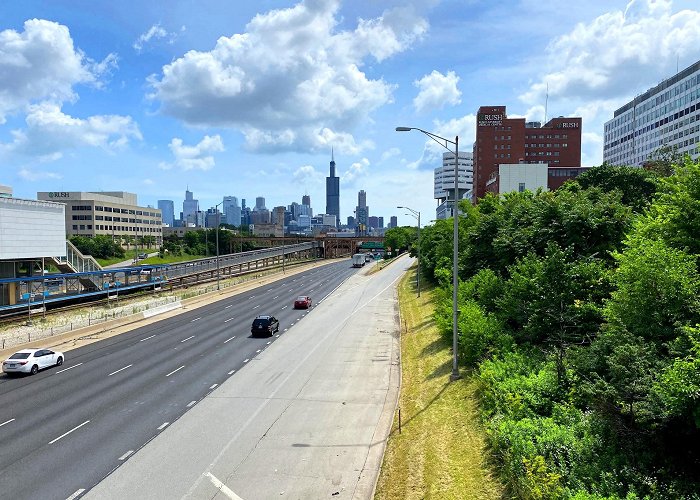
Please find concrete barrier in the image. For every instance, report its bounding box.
[143,300,182,318]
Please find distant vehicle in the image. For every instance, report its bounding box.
[364,254,372,262]
[251,315,280,337]
[138,253,147,259]
[294,296,312,309]
[2,348,64,375]
[352,254,365,268]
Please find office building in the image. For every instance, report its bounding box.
[604,60,700,167]
[347,215,356,229]
[205,208,223,228]
[302,194,311,207]
[158,200,175,227]
[434,151,473,219]
[182,189,198,225]
[472,106,582,200]
[255,197,266,211]
[223,196,241,227]
[355,190,368,228]
[36,191,163,246]
[368,216,379,229]
[325,150,340,223]
[389,216,397,228]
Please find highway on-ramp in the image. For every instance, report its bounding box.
[0,256,407,499]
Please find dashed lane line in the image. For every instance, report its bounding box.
[108,364,133,377]
[56,363,83,374]
[49,420,89,444]
[166,365,185,377]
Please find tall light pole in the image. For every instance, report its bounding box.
[396,126,461,381]
[213,201,224,290]
[398,206,421,297]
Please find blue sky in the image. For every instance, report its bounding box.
[1,0,699,227]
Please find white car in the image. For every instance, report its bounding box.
[2,348,64,375]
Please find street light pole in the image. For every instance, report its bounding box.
[398,206,421,297]
[214,201,224,290]
[396,126,461,381]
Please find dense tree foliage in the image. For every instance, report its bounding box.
[70,235,125,259]
[161,226,255,257]
[423,162,700,497]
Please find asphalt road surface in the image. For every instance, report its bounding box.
[0,258,396,499]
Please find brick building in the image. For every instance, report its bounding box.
[472,106,583,199]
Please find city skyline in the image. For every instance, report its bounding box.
[1,1,700,226]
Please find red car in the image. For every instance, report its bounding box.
[294,295,312,309]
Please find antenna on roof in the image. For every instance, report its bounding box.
[544,82,549,125]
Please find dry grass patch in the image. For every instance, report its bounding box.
[374,268,505,500]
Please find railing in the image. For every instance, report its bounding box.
[54,241,103,273]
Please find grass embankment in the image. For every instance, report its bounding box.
[374,268,504,500]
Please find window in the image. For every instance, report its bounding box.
[518,183,526,193]
[72,225,78,230]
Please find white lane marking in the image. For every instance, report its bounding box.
[309,289,314,292]
[227,370,236,375]
[266,341,271,345]
[181,335,195,343]
[272,295,279,299]
[243,359,249,363]
[187,400,197,407]
[0,418,15,428]
[281,305,288,310]
[248,295,255,299]
[205,472,243,500]
[252,305,260,309]
[210,384,218,389]
[119,450,134,461]
[108,364,133,377]
[288,289,293,292]
[140,335,156,342]
[191,317,201,322]
[166,365,185,377]
[66,489,86,500]
[225,304,233,309]
[158,422,169,430]
[224,336,236,343]
[256,349,261,353]
[49,420,90,444]
[224,317,235,323]
[56,363,83,374]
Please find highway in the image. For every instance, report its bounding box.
[0,260,361,499]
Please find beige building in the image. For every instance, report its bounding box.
[36,191,162,246]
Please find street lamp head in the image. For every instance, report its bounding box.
[397,205,405,209]
[395,127,412,132]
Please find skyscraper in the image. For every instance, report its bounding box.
[158,200,175,227]
[355,189,368,229]
[302,194,310,207]
[223,196,241,226]
[182,189,199,226]
[325,150,340,223]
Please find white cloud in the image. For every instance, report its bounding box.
[148,0,428,153]
[403,114,476,170]
[292,164,322,184]
[133,24,183,53]
[0,19,117,123]
[161,135,225,171]
[341,157,370,184]
[381,147,400,162]
[413,70,461,113]
[520,0,700,103]
[0,102,142,160]
[17,167,62,181]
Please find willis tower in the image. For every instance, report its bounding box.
[325,149,340,226]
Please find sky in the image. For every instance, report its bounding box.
[1,0,700,227]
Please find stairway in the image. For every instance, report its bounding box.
[50,241,103,291]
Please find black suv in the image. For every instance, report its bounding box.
[251,315,279,337]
